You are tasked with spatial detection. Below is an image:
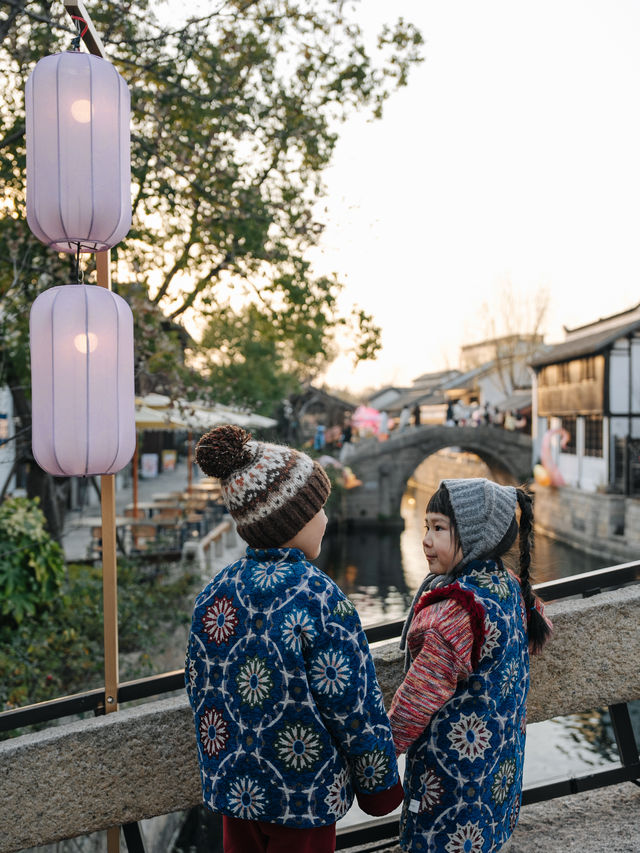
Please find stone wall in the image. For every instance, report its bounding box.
[1,586,639,853]
[533,484,640,563]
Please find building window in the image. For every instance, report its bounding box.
[558,363,570,384]
[582,357,596,381]
[560,416,576,454]
[584,415,603,458]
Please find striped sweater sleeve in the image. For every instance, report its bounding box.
[389,598,474,755]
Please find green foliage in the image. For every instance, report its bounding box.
[200,259,384,412]
[0,0,422,406]
[0,557,198,724]
[0,497,65,626]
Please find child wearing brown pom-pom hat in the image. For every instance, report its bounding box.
[185,426,403,853]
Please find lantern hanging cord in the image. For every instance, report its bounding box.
[74,243,84,283]
[70,15,88,51]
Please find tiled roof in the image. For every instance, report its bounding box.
[530,318,640,368]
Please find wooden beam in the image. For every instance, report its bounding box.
[63,2,107,58]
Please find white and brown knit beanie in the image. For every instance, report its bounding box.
[195,425,331,549]
[442,478,516,568]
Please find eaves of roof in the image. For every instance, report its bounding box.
[530,318,640,369]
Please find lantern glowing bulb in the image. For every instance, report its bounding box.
[30,284,135,477]
[74,332,98,353]
[70,98,91,123]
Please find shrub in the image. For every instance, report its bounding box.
[0,557,198,724]
[0,497,65,628]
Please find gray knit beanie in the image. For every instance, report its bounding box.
[195,425,331,549]
[441,478,516,568]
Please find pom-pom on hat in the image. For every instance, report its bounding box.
[195,425,331,549]
[441,478,516,568]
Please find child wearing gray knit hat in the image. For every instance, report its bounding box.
[389,478,551,853]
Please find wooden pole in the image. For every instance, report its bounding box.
[187,429,193,494]
[96,252,120,853]
[132,436,139,516]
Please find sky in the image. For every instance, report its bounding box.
[309,0,640,394]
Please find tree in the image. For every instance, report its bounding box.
[199,261,381,413]
[0,1,423,536]
[470,278,550,397]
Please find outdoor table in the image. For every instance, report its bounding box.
[77,516,131,528]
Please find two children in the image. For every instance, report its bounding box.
[184,428,549,853]
[184,426,403,853]
[389,477,552,852]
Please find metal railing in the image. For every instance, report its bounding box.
[2,560,639,852]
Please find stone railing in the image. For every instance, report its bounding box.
[1,585,639,853]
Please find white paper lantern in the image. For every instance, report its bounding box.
[25,51,131,253]
[30,284,136,476]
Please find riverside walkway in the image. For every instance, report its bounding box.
[60,457,218,563]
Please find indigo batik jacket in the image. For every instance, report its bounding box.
[390,560,533,853]
[185,546,403,827]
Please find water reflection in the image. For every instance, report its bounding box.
[318,493,610,622]
[316,526,412,625]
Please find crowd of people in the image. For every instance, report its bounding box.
[445,399,528,432]
[310,399,528,466]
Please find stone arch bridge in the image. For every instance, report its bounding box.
[343,425,532,522]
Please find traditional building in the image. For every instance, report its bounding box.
[530,303,640,495]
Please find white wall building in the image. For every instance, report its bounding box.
[530,304,640,494]
[0,384,16,496]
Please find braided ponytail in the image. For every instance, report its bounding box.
[516,488,551,653]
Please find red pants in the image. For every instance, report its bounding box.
[223,815,336,853]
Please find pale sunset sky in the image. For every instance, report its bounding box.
[309,0,640,394]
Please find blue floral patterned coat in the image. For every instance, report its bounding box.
[399,561,530,853]
[185,546,403,827]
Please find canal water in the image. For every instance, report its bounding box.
[315,491,633,829]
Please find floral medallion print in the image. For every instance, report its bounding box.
[444,821,485,853]
[202,596,239,645]
[281,608,317,652]
[354,749,390,790]
[471,568,510,600]
[419,767,444,812]
[446,712,492,761]
[491,757,517,805]
[275,723,322,770]
[372,685,386,714]
[252,559,292,589]
[324,767,351,818]
[482,615,501,658]
[499,659,519,697]
[332,598,355,617]
[310,649,352,696]
[227,776,266,819]
[186,655,197,694]
[236,656,273,707]
[199,707,229,757]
